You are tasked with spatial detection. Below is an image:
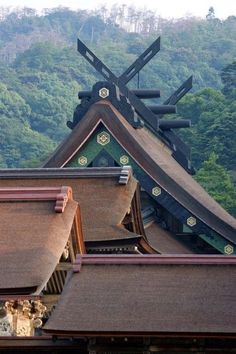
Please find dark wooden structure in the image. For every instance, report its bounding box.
[44,101,236,254]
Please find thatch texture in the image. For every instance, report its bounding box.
[44,257,236,334]
[0,196,77,294]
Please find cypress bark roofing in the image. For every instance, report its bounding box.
[0,186,78,295]
[145,221,193,254]
[43,101,236,243]
[0,172,139,243]
[43,254,236,335]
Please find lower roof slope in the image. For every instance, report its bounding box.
[0,171,139,243]
[0,187,78,295]
[145,221,193,254]
[44,255,236,335]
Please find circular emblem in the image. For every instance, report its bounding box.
[152,186,161,197]
[187,216,197,227]
[120,155,129,165]
[97,131,110,146]
[224,244,234,255]
[78,156,87,166]
[99,87,109,99]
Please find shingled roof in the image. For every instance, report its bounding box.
[44,102,236,244]
[145,221,193,254]
[43,254,236,336]
[0,186,78,295]
[0,168,144,243]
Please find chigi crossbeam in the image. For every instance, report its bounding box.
[77,38,160,130]
[69,37,194,172]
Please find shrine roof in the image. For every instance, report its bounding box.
[44,254,236,335]
[43,102,236,243]
[0,168,141,243]
[0,186,78,295]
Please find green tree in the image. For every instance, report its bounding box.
[178,88,236,172]
[195,152,236,216]
[206,7,215,20]
[221,61,236,96]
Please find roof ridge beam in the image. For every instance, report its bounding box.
[0,167,132,180]
[73,254,236,268]
[0,186,72,213]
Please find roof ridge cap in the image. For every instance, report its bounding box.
[73,254,236,267]
[0,186,73,213]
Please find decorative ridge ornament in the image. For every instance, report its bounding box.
[1,300,47,336]
[97,131,110,146]
[99,87,109,99]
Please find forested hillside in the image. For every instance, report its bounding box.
[0,7,235,215]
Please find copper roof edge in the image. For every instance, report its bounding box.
[0,186,72,213]
[73,254,236,269]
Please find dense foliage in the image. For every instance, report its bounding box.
[195,153,236,216]
[0,7,235,214]
[177,87,236,171]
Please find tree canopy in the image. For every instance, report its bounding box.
[195,153,236,216]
